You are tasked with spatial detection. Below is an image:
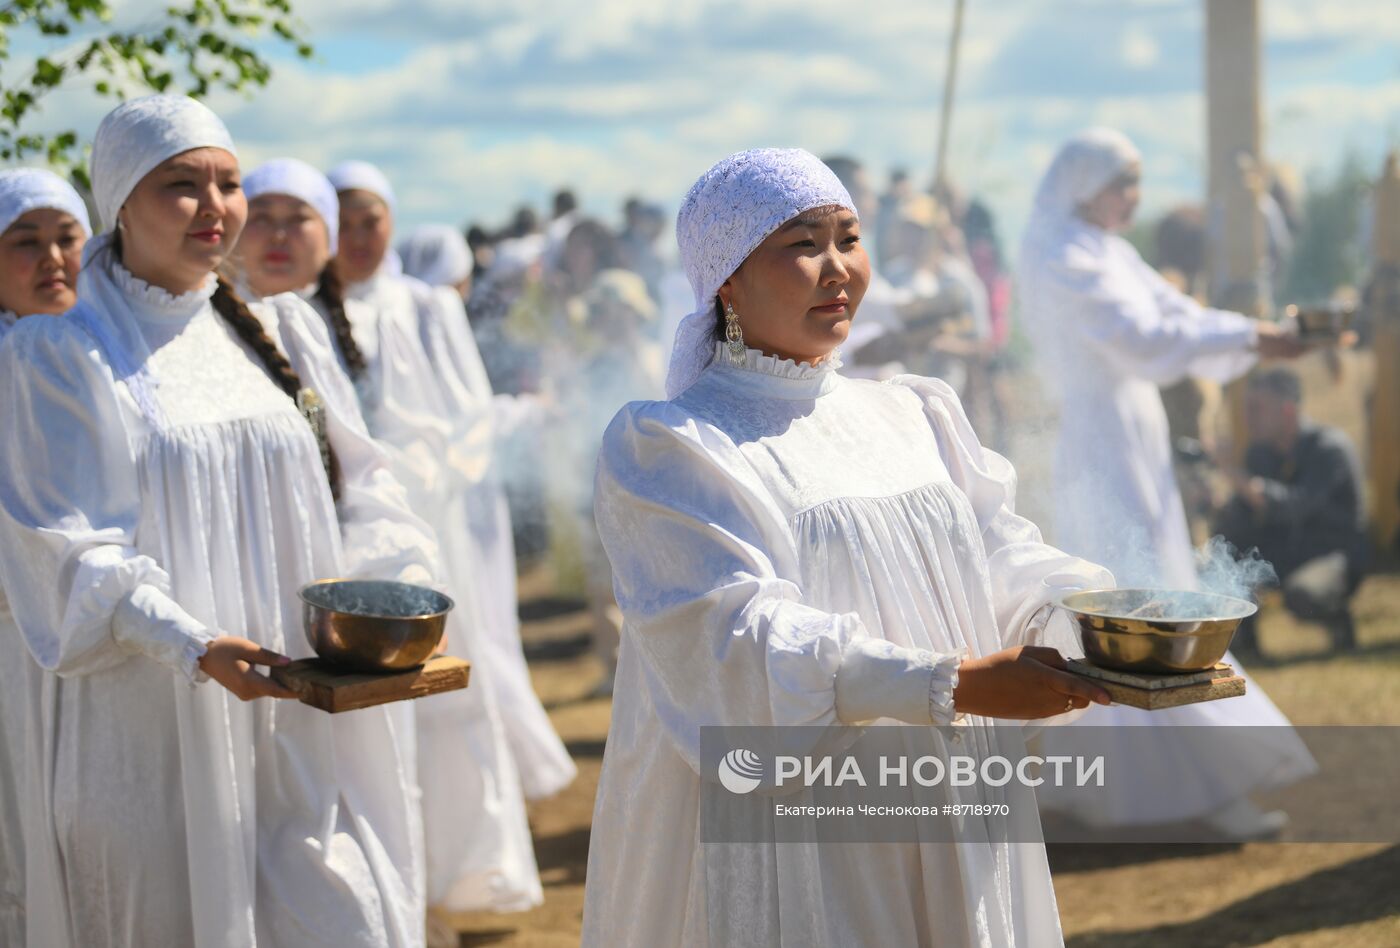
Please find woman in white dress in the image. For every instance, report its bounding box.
[1018,127,1316,834]
[0,95,439,947]
[330,166,573,812]
[236,161,546,913]
[399,222,578,793]
[0,167,91,947]
[584,147,1118,948]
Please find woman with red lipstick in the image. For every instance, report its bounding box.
[0,96,438,946]
[239,159,455,514]
[238,159,549,916]
[585,149,1116,947]
[0,166,91,947]
[327,161,578,907]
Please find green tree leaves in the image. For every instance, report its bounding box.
[0,0,313,177]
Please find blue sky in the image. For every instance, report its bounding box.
[20,0,1400,253]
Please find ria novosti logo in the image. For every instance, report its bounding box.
[717,748,765,794]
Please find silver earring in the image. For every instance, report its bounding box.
[724,301,746,365]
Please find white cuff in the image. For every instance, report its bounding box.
[835,637,965,726]
[113,584,215,684]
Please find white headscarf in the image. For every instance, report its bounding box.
[77,95,237,422]
[397,223,471,287]
[0,168,92,237]
[89,94,236,234]
[327,160,397,215]
[243,157,340,255]
[1027,127,1141,227]
[665,147,855,397]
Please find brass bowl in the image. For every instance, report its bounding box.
[299,579,453,672]
[1056,588,1256,675]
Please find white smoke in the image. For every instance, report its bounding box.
[1195,535,1278,602]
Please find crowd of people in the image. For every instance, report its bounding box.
[0,92,1371,948]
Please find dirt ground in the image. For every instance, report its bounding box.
[444,350,1400,947]
[440,570,1400,948]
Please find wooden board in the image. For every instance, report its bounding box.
[1066,659,1245,710]
[1095,674,1245,710]
[1066,659,1235,690]
[271,656,470,714]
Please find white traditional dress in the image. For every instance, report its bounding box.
[408,273,576,802]
[1018,128,1316,827]
[584,341,1114,947]
[0,167,93,947]
[345,264,544,911]
[0,246,438,946]
[0,306,31,947]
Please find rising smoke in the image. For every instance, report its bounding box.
[1195,535,1278,602]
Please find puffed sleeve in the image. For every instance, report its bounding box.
[263,294,441,588]
[892,375,1115,657]
[1047,236,1258,386]
[594,401,965,775]
[0,317,213,681]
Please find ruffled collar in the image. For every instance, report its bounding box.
[705,340,843,399]
[232,278,317,305]
[346,266,393,303]
[111,259,217,321]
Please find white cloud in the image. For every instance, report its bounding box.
[8,0,1400,259]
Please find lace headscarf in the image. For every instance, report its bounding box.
[398,223,471,287]
[89,94,236,234]
[665,147,855,397]
[0,168,91,238]
[244,157,340,254]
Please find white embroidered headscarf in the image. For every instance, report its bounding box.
[1026,127,1141,230]
[397,223,471,288]
[0,168,92,238]
[88,94,236,235]
[77,95,238,423]
[666,147,856,397]
[327,160,397,215]
[244,157,340,255]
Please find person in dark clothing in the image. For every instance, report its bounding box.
[1215,366,1367,653]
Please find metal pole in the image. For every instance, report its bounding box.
[932,0,966,190]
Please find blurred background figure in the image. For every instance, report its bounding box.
[876,167,913,263]
[618,197,667,304]
[399,222,474,298]
[1020,127,1316,839]
[1215,367,1367,656]
[961,198,1013,450]
[559,269,663,694]
[1151,203,1223,540]
[878,191,990,396]
[544,189,580,267]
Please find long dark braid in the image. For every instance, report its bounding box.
[314,258,367,380]
[110,229,343,498]
[209,276,343,498]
